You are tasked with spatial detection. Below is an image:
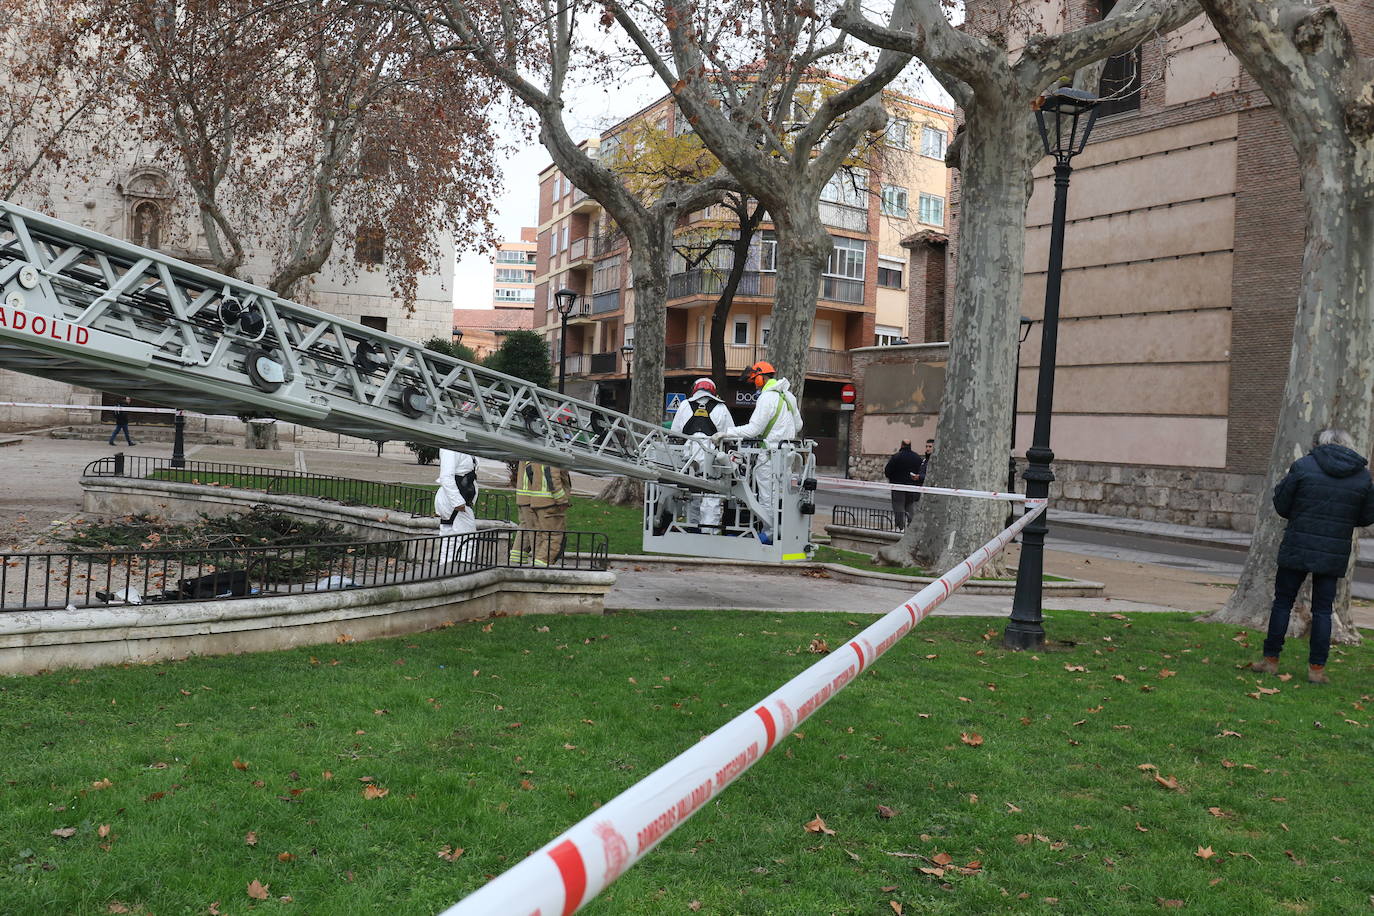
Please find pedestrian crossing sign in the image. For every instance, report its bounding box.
[665,392,686,415]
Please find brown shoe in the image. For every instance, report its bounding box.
[1252,656,1279,675]
[1308,665,1329,685]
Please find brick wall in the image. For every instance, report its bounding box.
[1225,106,1303,474]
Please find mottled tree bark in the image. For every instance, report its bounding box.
[879,97,1035,572]
[1196,0,1374,644]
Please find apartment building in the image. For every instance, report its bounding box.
[491,227,538,310]
[532,89,954,469]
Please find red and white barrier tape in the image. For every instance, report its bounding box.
[441,502,1046,916]
[816,475,1035,503]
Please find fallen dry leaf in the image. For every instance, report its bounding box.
[1154,774,1183,792]
[277,852,295,862]
[244,830,258,846]
[688,902,701,912]
[91,778,113,790]
[51,827,76,838]
[1005,802,1022,813]
[107,904,130,914]
[890,902,904,915]
[960,732,984,747]
[1196,846,1215,860]
[232,759,249,771]
[1207,807,1228,818]
[247,880,270,900]
[1064,664,1087,673]
[437,845,465,862]
[804,816,836,836]
[808,638,830,654]
[1158,669,1176,679]
[98,824,111,838]
[876,805,898,819]
[1157,899,1184,909]
[931,852,954,866]
[362,784,390,800]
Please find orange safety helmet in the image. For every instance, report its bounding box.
[744,360,776,389]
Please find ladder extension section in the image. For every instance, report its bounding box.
[0,201,718,492]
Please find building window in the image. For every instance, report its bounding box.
[918,193,945,227]
[1097,0,1143,117]
[877,256,904,289]
[757,231,777,272]
[920,126,947,160]
[875,325,904,346]
[732,319,749,345]
[132,200,162,249]
[496,250,529,263]
[361,315,387,331]
[355,226,385,265]
[593,255,621,294]
[880,185,909,218]
[760,316,771,345]
[821,169,868,208]
[825,236,866,279]
[560,224,570,252]
[495,288,536,302]
[886,117,910,150]
[495,268,531,282]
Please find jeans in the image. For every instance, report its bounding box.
[109,420,133,445]
[890,490,918,529]
[1263,566,1338,667]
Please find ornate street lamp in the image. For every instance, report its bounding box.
[620,342,634,411]
[554,288,577,393]
[1005,315,1035,530]
[1004,87,1099,651]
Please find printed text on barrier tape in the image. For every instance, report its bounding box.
[440,504,1047,915]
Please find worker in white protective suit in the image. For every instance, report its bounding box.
[671,378,735,531]
[711,360,801,544]
[435,448,479,564]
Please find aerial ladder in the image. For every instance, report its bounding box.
[0,201,817,561]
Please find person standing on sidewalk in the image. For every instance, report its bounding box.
[883,440,923,529]
[512,460,572,567]
[108,397,136,446]
[1254,428,1374,684]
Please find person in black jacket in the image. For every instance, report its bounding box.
[883,439,927,529]
[1254,428,1374,684]
[108,396,136,446]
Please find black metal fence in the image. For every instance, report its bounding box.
[831,504,900,532]
[83,455,518,521]
[0,529,609,612]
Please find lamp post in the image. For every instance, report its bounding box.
[1005,315,1034,529]
[620,342,634,411]
[554,288,577,394]
[171,408,186,468]
[1004,86,1099,651]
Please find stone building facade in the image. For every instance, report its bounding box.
[847,3,1373,531]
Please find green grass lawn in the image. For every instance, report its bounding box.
[3,611,1373,914]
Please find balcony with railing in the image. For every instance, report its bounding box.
[568,236,593,267]
[667,269,863,306]
[589,351,619,374]
[663,342,851,378]
[570,188,599,214]
[591,289,621,314]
